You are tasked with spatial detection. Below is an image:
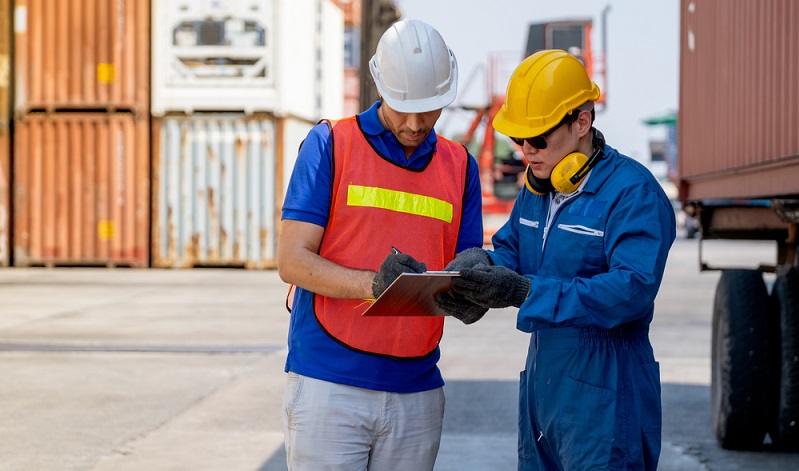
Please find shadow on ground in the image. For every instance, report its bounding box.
[257,381,799,471]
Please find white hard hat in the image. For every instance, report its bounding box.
[369,19,458,113]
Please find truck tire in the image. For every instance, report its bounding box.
[712,269,771,450]
[770,267,799,450]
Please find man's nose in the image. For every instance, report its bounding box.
[405,113,423,131]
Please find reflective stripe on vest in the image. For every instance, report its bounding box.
[314,116,468,358]
[347,185,453,223]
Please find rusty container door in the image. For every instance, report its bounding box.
[679,0,799,200]
[13,112,150,267]
[13,0,149,114]
[1,0,9,266]
[152,113,277,269]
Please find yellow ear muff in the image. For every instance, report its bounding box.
[524,166,549,195]
[550,152,590,194]
[524,152,591,195]
[523,128,606,196]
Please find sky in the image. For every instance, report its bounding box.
[393,0,680,164]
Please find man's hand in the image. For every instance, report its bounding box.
[435,290,488,324]
[444,247,492,271]
[451,264,531,309]
[372,253,427,298]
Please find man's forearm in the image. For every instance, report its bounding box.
[278,247,375,300]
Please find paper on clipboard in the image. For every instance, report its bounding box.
[361,271,460,317]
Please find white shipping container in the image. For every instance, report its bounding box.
[321,0,345,120]
[152,113,278,268]
[274,0,344,121]
[278,117,315,200]
[151,0,343,121]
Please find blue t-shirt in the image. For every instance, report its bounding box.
[281,102,483,392]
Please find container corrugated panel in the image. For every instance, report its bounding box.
[13,113,150,267]
[278,117,314,194]
[13,0,150,114]
[679,0,799,200]
[152,114,277,269]
[1,0,9,266]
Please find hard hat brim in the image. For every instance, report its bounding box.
[379,87,457,114]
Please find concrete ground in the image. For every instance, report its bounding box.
[1,238,798,470]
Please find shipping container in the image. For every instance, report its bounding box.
[13,113,150,267]
[151,113,280,269]
[319,0,345,119]
[151,0,274,116]
[151,0,343,121]
[338,0,361,117]
[0,130,8,268]
[677,0,799,452]
[1,0,9,266]
[278,117,314,200]
[276,0,344,120]
[13,0,150,114]
[679,0,799,201]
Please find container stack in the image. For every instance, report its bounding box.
[0,0,9,266]
[150,0,343,269]
[12,0,150,267]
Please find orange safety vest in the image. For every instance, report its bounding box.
[314,116,468,359]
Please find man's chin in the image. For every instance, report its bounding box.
[399,134,429,147]
[529,166,551,180]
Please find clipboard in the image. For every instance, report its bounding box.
[361,271,460,317]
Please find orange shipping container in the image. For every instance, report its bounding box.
[679,0,799,200]
[13,0,150,114]
[0,130,8,268]
[13,112,150,267]
[1,0,9,266]
[0,132,8,268]
[0,0,8,123]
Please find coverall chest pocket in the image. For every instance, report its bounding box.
[552,223,605,272]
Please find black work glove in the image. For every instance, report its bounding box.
[444,247,492,271]
[451,264,531,309]
[372,253,427,298]
[434,290,488,325]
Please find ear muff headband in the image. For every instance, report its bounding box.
[524,166,553,195]
[524,128,606,195]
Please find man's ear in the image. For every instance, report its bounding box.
[576,109,593,137]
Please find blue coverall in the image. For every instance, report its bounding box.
[487,143,676,470]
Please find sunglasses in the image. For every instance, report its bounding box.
[510,110,580,150]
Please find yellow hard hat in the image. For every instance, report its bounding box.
[493,49,600,138]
